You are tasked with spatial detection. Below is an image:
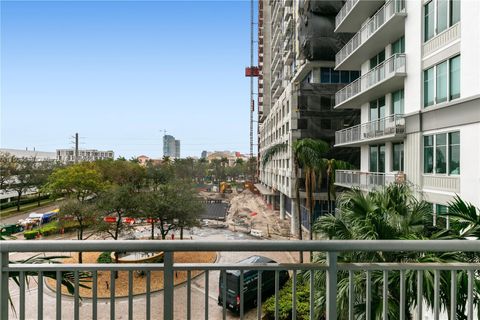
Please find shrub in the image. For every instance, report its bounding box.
[97,252,112,264]
[263,279,310,320]
[23,230,39,240]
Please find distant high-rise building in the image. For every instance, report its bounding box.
[175,140,181,159]
[163,135,181,159]
[201,150,207,159]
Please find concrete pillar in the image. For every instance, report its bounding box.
[291,198,298,236]
[279,193,285,220]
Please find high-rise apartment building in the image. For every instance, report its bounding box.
[163,134,181,159]
[257,0,360,235]
[332,0,480,220]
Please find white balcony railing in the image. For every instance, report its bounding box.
[335,114,405,146]
[336,0,406,66]
[335,53,406,107]
[1,240,479,320]
[335,0,360,29]
[335,170,403,190]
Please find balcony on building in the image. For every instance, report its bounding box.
[335,53,406,109]
[336,0,407,70]
[335,169,405,190]
[335,0,385,32]
[283,38,294,64]
[335,114,405,147]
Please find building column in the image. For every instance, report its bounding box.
[279,193,285,220]
[291,198,298,236]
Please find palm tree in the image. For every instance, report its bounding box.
[262,139,333,263]
[311,184,480,319]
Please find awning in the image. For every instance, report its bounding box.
[254,184,278,196]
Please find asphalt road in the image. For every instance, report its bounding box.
[6,227,296,320]
[1,204,58,225]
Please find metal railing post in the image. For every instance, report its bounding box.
[0,252,9,320]
[326,252,338,320]
[164,251,174,320]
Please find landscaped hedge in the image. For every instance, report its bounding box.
[23,220,85,239]
[263,280,310,320]
[97,252,112,264]
[0,194,51,210]
[23,230,39,240]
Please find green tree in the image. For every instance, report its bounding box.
[0,152,16,195]
[9,157,37,211]
[311,184,480,319]
[145,161,173,191]
[94,159,146,191]
[95,185,141,241]
[58,199,96,263]
[32,159,58,206]
[141,182,204,240]
[45,162,105,202]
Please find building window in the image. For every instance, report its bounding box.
[318,67,359,84]
[435,133,447,174]
[392,143,404,171]
[423,55,460,107]
[450,0,460,25]
[424,68,434,107]
[392,89,404,114]
[448,131,460,174]
[424,135,434,173]
[449,55,460,100]
[369,144,385,173]
[424,0,461,42]
[391,36,405,54]
[369,97,386,120]
[423,131,460,175]
[370,50,385,69]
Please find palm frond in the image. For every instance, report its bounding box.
[261,143,287,168]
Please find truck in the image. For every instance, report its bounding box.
[219,182,232,194]
[218,256,290,313]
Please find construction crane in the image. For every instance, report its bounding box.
[245,0,259,181]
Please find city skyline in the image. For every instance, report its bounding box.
[1,1,257,159]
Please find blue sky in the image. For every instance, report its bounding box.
[1,0,256,159]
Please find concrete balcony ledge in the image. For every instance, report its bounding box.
[335,0,384,33]
[335,0,407,70]
[335,170,405,190]
[335,114,405,147]
[335,54,406,110]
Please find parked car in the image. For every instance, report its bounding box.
[218,256,289,313]
[0,223,24,236]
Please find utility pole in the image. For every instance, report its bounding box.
[70,133,80,163]
[75,133,79,163]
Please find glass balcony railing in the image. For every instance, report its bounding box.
[335,53,406,107]
[335,114,405,146]
[335,0,360,29]
[335,169,404,190]
[336,0,406,67]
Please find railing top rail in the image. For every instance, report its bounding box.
[336,53,405,98]
[1,240,479,252]
[336,114,404,134]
